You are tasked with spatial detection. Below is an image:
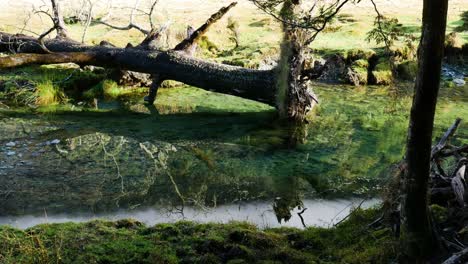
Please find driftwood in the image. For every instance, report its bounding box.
[428,119,468,260]
[146,2,237,102]
[377,118,468,261]
[442,247,468,264]
[451,167,466,207]
[432,118,462,158]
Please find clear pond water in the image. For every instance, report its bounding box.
[0,82,466,228]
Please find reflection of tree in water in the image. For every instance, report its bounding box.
[284,121,309,148]
[0,132,179,215]
[272,122,310,223]
[273,180,304,223]
[0,120,329,222]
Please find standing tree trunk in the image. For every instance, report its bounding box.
[402,0,449,260]
[276,0,317,121]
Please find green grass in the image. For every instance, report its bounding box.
[0,208,396,264]
[0,65,106,106]
[34,81,65,106]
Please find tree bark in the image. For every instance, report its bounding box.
[0,33,276,105]
[402,0,449,260]
[276,0,317,120]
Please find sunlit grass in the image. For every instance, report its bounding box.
[34,81,65,106]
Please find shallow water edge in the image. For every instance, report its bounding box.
[0,198,380,229]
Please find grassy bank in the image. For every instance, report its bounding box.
[0,208,396,264]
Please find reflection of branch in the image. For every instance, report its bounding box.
[100,135,125,193]
[139,143,186,208]
[298,207,307,228]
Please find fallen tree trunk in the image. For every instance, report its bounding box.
[0,0,322,121]
[0,33,276,105]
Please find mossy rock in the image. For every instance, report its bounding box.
[397,60,418,81]
[115,219,144,229]
[445,32,464,63]
[160,80,184,88]
[344,49,376,62]
[353,59,369,68]
[347,59,369,86]
[371,58,393,85]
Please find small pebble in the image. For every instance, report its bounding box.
[5,142,15,147]
[6,151,16,156]
[50,139,61,145]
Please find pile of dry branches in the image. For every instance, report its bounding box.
[428,118,468,263]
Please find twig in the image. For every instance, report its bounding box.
[441,145,468,158]
[432,118,462,158]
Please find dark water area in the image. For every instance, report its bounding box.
[0,83,466,228]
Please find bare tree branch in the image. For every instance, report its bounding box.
[174,2,238,51]
[95,0,159,35]
[81,0,94,43]
[50,0,68,38]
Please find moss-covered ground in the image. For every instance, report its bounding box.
[0,208,397,264]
